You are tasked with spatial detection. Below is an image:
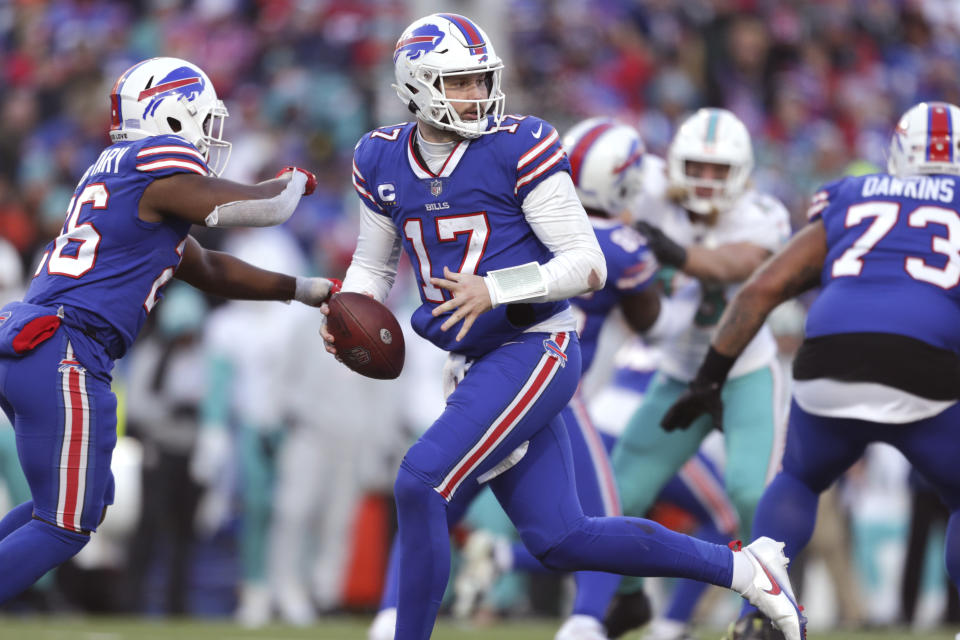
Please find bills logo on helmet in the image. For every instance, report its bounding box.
[394,23,445,63]
[615,137,644,175]
[139,67,205,118]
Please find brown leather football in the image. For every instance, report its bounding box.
[326,292,405,379]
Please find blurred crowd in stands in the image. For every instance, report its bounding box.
[2,0,960,630]
[3,0,960,272]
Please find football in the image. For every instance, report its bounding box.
[326,292,405,380]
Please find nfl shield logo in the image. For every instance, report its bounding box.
[430,179,443,197]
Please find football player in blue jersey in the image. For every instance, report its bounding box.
[320,14,805,640]
[662,100,960,639]
[0,56,339,603]
[368,118,700,640]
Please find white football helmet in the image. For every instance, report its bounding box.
[667,108,753,215]
[393,13,505,138]
[888,101,960,177]
[562,117,646,215]
[108,57,231,175]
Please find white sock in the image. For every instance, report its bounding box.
[730,548,755,593]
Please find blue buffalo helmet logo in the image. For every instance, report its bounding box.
[138,66,206,118]
[394,23,445,63]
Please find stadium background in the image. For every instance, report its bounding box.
[1,0,959,638]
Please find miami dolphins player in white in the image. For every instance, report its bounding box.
[609,108,794,639]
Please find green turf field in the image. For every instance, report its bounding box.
[0,617,955,640]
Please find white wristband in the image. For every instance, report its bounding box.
[294,276,333,306]
[484,261,548,308]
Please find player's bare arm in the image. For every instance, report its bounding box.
[712,220,826,357]
[634,221,772,284]
[683,242,771,284]
[174,235,338,306]
[660,221,824,434]
[174,235,295,298]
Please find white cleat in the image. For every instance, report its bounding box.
[273,583,316,627]
[452,530,500,620]
[368,606,397,640]
[554,614,609,640]
[235,581,272,628]
[736,537,807,640]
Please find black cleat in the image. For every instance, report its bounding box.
[603,590,653,639]
[723,611,787,640]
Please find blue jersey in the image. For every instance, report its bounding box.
[352,116,571,357]
[572,219,656,373]
[25,134,207,359]
[806,173,960,353]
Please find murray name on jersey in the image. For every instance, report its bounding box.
[352,115,572,356]
[25,134,207,367]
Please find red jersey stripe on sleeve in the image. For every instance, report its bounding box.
[136,158,208,175]
[517,129,560,170]
[137,145,206,162]
[515,148,566,193]
[806,190,829,221]
[352,173,383,212]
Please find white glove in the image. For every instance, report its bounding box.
[294,277,341,306]
[441,353,473,400]
[190,425,232,487]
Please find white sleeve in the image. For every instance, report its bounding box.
[341,205,402,302]
[204,171,306,227]
[521,171,607,301]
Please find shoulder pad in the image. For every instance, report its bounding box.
[134,135,209,176]
[500,115,569,198]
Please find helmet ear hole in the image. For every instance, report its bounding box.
[167,117,182,133]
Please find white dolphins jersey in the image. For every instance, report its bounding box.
[638,186,791,382]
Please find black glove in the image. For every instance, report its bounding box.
[661,346,736,432]
[634,220,688,269]
[661,378,724,432]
